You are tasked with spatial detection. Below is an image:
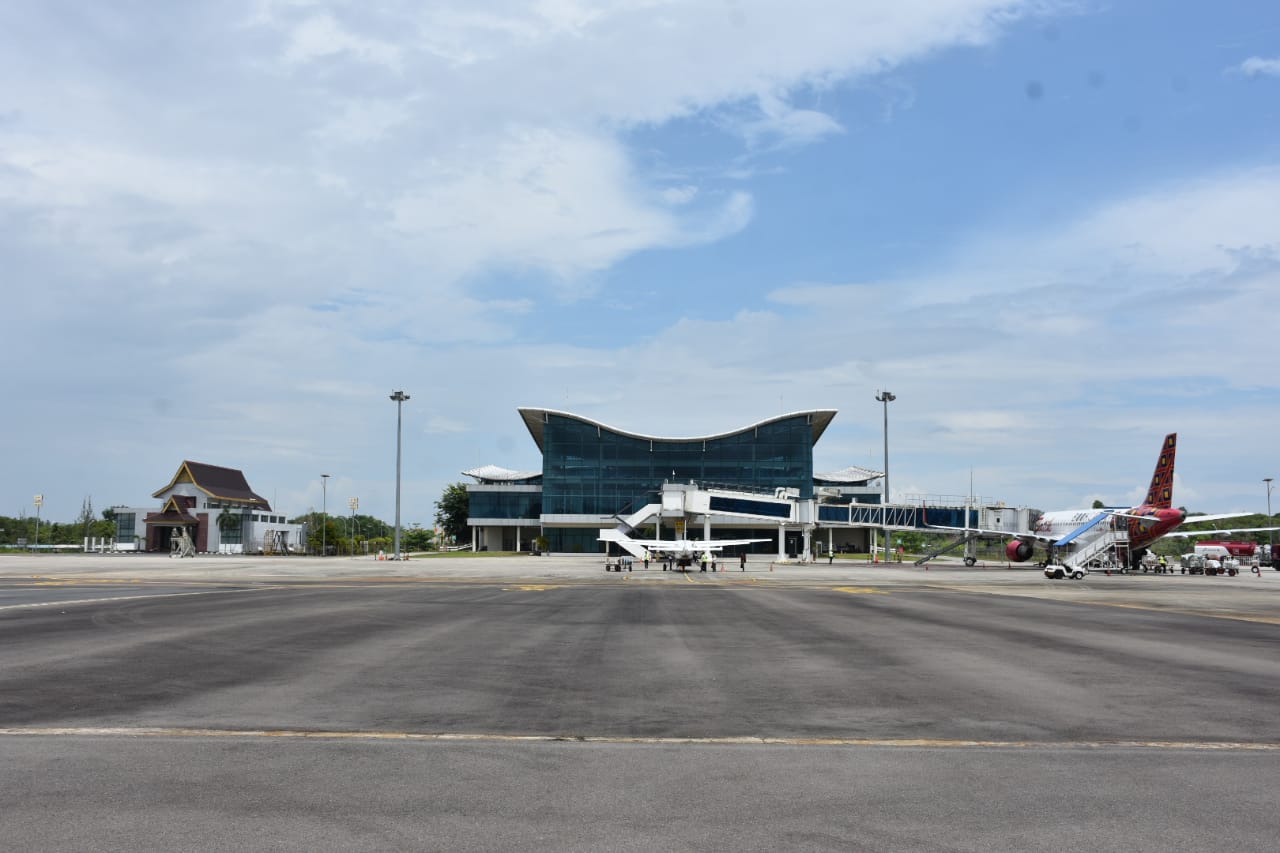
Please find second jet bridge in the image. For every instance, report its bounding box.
[646,482,798,526]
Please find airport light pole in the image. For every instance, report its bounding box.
[33,494,43,552]
[320,473,330,556]
[349,496,358,557]
[1265,478,1274,561]
[875,391,895,562]
[390,390,410,561]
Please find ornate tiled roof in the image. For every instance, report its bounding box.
[151,461,271,508]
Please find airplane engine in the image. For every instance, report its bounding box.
[1005,540,1035,562]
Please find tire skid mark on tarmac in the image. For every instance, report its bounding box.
[1077,600,1280,625]
[1,727,1278,751]
[923,584,1280,625]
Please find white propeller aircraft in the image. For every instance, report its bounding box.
[599,530,768,571]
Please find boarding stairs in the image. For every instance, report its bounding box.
[170,528,197,558]
[262,529,289,555]
[914,533,979,566]
[601,503,663,558]
[1060,521,1129,572]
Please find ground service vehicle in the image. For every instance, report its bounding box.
[1181,553,1238,575]
[1044,564,1087,580]
[1196,541,1256,558]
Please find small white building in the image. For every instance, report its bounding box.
[111,461,304,554]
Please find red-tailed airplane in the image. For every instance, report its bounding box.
[929,433,1269,570]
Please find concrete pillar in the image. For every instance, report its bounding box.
[777,524,786,561]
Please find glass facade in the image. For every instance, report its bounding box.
[114,512,136,542]
[217,510,246,545]
[469,491,542,520]
[541,412,816,516]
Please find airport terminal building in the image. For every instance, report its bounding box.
[110,461,304,554]
[464,408,887,557]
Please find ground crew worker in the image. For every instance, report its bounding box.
[1158,555,1168,573]
[643,549,649,569]
[740,553,747,571]
[700,552,709,572]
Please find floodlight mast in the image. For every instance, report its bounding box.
[33,494,43,552]
[1265,478,1275,564]
[349,496,359,557]
[390,391,410,560]
[875,391,896,562]
[320,474,330,556]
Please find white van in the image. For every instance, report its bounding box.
[1194,544,1232,561]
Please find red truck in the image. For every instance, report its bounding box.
[1196,541,1257,558]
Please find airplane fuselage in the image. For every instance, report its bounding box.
[1034,505,1187,551]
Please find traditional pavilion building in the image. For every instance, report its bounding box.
[112,461,303,554]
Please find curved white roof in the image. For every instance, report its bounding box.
[815,465,883,484]
[462,464,541,482]
[517,408,837,453]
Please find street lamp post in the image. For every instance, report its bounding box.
[1265,478,1274,565]
[390,390,410,561]
[33,494,43,553]
[875,391,895,562]
[349,496,358,558]
[320,474,330,556]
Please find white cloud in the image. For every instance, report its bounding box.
[1234,56,1280,77]
[313,97,416,145]
[281,12,402,69]
[387,126,687,278]
[0,0,1047,310]
[736,93,845,149]
[15,0,1215,522]
[661,185,699,205]
[753,167,1280,504]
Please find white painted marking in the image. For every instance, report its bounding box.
[0,727,1276,751]
[0,587,273,612]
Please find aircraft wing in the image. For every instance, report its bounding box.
[924,523,1048,542]
[1163,526,1280,538]
[606,537,768,550]
[696,538,770,550]
[1173,512,1255,525]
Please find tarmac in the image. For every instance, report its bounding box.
[3,551,1279,851]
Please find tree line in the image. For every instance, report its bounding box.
[0,485,473,554]
[0,496,115,546]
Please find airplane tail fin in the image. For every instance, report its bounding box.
[1144,433,1176,509]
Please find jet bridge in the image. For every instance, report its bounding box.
[601,484,1031,562]
[600,482,803,560]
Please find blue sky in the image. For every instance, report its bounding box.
[2,0,1278,525]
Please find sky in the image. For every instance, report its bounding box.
[2,0,1279,526]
